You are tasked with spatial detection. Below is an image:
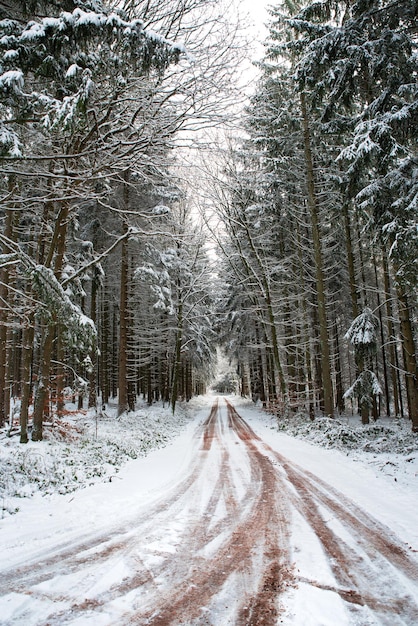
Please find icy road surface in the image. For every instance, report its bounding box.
[1,397,418,625]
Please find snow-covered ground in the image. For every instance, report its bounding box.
[240,398,418,551]
[0,398,196,515]
[0,394,417,625]
[263,405,418,491]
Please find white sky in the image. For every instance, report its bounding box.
[237,0,273,84]
[242,0,271,47]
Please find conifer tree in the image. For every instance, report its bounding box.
[344,307,382,424]
[0,1,183,438]
[285,0,418,429]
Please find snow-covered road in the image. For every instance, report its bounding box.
[1,397,418,625]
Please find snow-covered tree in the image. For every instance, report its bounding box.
[284,0,418,429]
[1,0,248,437]
[0,1,182,437]
[344,307,382,424]
[133,202,216,413]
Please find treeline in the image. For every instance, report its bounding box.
[210,0,417,429]
[1,0,417,441]
[0,0,245,441]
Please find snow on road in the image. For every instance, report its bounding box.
[1,395,417,625]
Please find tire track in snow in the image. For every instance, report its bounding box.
[277,454,418,624]
[128,400,293,625]
[232,405,418,625]
[0,402,219,592]
[0,399,293,625]
[0,404,224,618]
[1,398,418,625]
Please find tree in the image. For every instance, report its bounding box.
[344,307,382,424]
[205,0,415,430]
[1,0,250,440]
[0,1,183,438]
[299,90,334,416]
[285,0,418,429]
[133,200,215,412]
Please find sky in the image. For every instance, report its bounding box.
[237,0,276,86]
[242,0,271,49]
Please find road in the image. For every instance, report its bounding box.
[1,398,418,625]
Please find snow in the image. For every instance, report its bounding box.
[66,64,81,78]
[39,9,183,54]
[3,49,18,60]
[0,69,23,92]
[0,126,22,157]
[20,21,46,41]
[254,410,417,532]
[344,307,379,346]
[1,394,417,624]
[152,204,171,215]
[31,264,96,353]
[1,400,193,507]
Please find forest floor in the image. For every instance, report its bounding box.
[0,395,418,625]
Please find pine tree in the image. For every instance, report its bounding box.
[344,307,382,424]
[286,0,418,429]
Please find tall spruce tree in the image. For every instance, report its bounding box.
[285,0,418,430]
[0,1,182,436]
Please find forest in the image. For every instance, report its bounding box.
[0,0,417,443]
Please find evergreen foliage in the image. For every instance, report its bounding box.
[287,0,418,293]
[211,0,417,430]
[0,0,243,436]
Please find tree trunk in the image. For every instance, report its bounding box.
[296,223,315,417]
[111,305,118,399]
[99,290,110,408]
[185,360,193,401]
[32,327,55,440]
[0,208,17,427]
[19,323,34,444]
[147,363,153,405]
[32,203,69,441]
[396,283,418,431]
[171,299,183,413]
[118,227,129,416]
[373,254,390,416]
[266,345,277,407]
[334,319,344,414]
[88,272,98,408]
[300,91,334,417]
[265,292,287,405]
[127,255,135,411]
[382,252,402,416]
[55,325,65,418]
[343,202,359,319]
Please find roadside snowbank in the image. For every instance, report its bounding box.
[1,394,417,520]
[257,403,418,489]
[0,398,201,517]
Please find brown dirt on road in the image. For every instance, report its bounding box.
[131,400,294,625]
[226,401,418,625]
[1,398,418,626]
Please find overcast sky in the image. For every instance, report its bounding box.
[242,0,271,40]
[237,0,272,85]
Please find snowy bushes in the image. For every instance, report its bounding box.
[276,414,418,455]
[0,402,191,515]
